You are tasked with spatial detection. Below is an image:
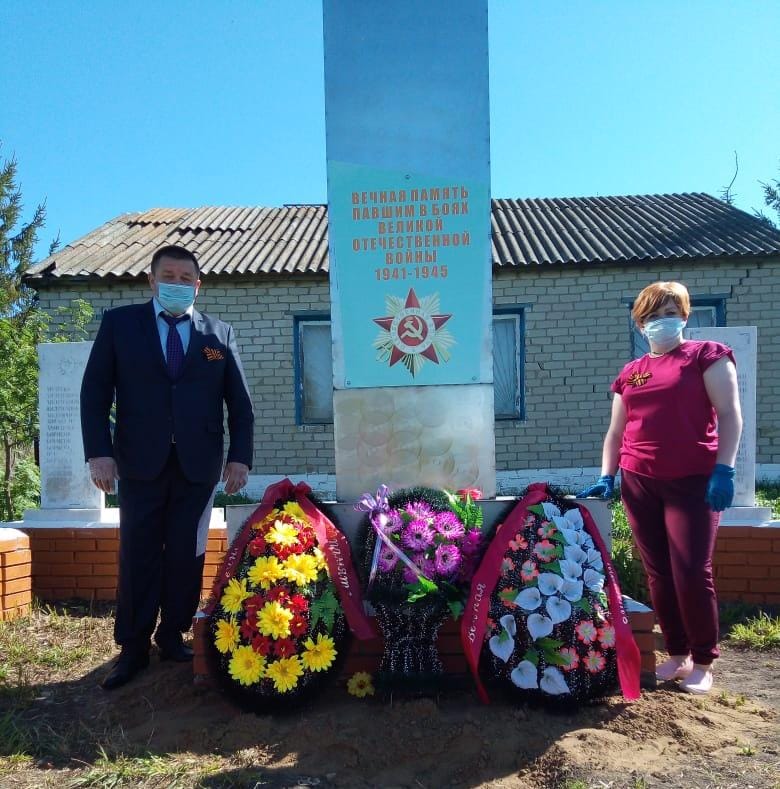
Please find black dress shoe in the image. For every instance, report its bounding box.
[101,650,150,691]
[158,642,194,662]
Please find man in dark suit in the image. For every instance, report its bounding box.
[81,244,254,690]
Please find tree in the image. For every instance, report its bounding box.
[759,166,780,227]
[0,146,91,520]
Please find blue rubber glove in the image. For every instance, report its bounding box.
[706,464,735,512]
[576,475,615,499]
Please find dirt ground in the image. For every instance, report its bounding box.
[3,638,778,788]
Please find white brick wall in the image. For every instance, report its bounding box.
[36,257,780,475]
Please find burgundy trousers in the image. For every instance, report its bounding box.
[620,469,720,665]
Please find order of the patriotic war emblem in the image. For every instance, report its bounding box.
[372,288,454,377]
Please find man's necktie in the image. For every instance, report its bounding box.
[161,313,188,378]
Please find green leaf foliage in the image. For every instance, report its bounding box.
[309,584,339,632]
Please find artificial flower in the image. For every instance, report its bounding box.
[266,520,300,548]
[533,540,557,563]
[283,553,319,586]
[229,645,266,686]
[586,549,604,571]
[558,646,580,672]
[433,511,465,539]
[266,655,304,693]
[583,568,605,593]
[258,600,293,639]
[597,624,616,648]
[289,594,309,613]
[527,613,554,641]
[248,556,284,589]
[301,633,337,672]
[290,613,308,637]
[575,619,598,644]
[214,617,240,653]
[510,660,538,689]
[402,519,435,551]
[377,545,399,572]
[508,532,528,551]
[540,666,570,695]
[584,649,606,673]
[558,559,583,581]
[563,545,588,565]
[520,559,539,582]
[282,501,308,522]
[500,556,516,576]
[561,579,584,602]
[347,671,375,697]
[537,521,556,539]
[312,546,328,571]
[537,572,564,596]
[273,638,298,658]
[251,634,272,656]
[247,535,267,556]
[404,501,435,521]
[545,596,572,624]
[220,577,252,614]
[515,587,542,611]
[540,502,562,520]
[435,543,462,576]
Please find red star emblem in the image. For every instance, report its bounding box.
[373,288,452,367]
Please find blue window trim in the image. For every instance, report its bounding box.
[493,306,526,421]
[293,312,332,425]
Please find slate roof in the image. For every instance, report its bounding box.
[26,193,780,280]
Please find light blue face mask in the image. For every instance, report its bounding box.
[643,317,686,350]
[158,283,196,315]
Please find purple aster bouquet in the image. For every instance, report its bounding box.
[356,485,485,687]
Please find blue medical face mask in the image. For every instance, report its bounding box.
[157,283,196,314]
[642,317,686,345]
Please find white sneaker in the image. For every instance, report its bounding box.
[679,664,714,695]
[656,655,694,682]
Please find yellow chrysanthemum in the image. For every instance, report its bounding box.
[312,546,328,573]
[257,600,293,639]
[266,655,304,693]
[347,671,375,698]
[229,644,266,686]
[266,520,300,548]
[301,633,337,672]
[255,508,281,530]
[220,577,251,614]
[283,553,319,586]
[214,616,240,654]
[282,501,308,523]
[248,556,284,589]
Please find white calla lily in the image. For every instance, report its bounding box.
[499,614,517,637]
[561,578,584,602]
[586,548,604,571]
[558,559,583,580]
[488,632,515,663]
[559,527,583,546]
[583,567,605,592]
[514,587,542,611]
[527,613,554,641]
[510,660,539,689]
[537,573,564,596]
[540,666,571,695]
[564,545,588,565]
[546,595,572,624]
[564,508,584,530]
[541,502,561,519]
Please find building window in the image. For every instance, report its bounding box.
[493,310,525,420]
[629,296,726,358]
[294,311,526,423]
[294,315,333,424]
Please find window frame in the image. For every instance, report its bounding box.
[492,306,526,421]
[293,312,333,425]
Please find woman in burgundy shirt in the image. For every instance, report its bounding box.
[579,282,742,695]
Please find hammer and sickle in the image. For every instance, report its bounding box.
[400,316,424,340]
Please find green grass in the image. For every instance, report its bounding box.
[727,612,780,650]
[756,480,780,518]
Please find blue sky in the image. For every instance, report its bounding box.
[2,1,778,260]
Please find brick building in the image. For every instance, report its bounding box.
[26,193,780,492]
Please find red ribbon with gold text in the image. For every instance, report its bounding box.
[204,478,377,640]
[461,482,641,703]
